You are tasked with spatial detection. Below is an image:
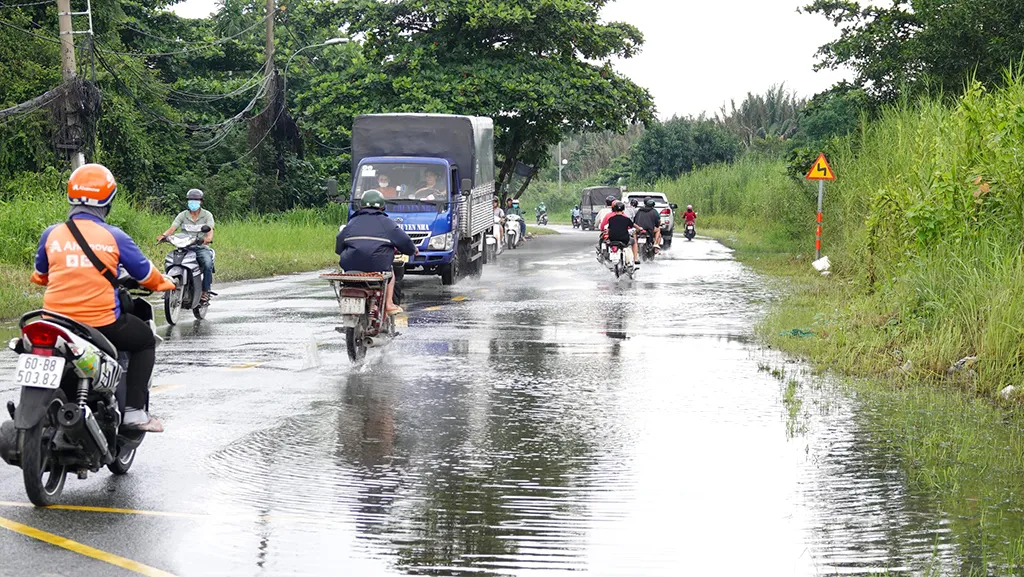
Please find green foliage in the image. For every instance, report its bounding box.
[717,84,805,150]
[802,0,1024,103]
[629,116,740,183]
[320,0,655,199]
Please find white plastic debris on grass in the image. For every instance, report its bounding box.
[812,256,831,276]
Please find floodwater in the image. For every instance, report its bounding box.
[0,227,1016,576]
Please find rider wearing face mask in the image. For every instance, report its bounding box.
[157,189,215,305]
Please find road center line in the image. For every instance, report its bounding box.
[0,501,207,519]
[451,296,468,301]
[422,306,443,311]
[0,514,179,577]
[230,362,262,370]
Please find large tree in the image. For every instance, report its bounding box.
[802,0,1024,102]
[311,0,655,198]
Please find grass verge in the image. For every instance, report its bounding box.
[0,203,338,321]
[526,226,560,236]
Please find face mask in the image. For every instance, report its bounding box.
[188,200,201,211]
[379,181,389,188]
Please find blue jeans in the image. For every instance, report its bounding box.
[193,246,214,292]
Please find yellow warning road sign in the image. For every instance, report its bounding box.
[805,153,836,181]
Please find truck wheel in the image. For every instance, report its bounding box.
[441,253,458,285]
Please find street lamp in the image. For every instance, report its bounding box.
[558,157,568,196]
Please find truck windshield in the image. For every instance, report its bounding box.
[354,162,449,211]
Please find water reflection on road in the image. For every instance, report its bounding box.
[0,229,1001,576]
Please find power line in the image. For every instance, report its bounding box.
[0,18,60,43]
[0,0,53,8]
[102,15,269,57]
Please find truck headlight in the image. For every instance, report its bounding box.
[428,233,453,251]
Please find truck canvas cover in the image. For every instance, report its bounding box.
[351,114,495,187]
[580,186,622,216]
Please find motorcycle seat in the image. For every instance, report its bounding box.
[608,240,629,249]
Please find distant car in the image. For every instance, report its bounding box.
[624,191,678,248]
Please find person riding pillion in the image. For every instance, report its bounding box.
[633,198,663,252]
[336,190,417,315]
[601,200,642,267]
[157,189,215,305]
[32,164,176,432]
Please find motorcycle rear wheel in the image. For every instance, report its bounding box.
[22,423,67,506]
[346,317,367,362]
[164,282,183,325]
[107,446,136,475]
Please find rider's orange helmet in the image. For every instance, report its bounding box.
[67,163,117,207]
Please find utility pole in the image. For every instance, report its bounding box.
[56,0,85,169]
[265,0,275,103]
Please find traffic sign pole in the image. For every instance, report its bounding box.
[805,153,835,261]
[815,180,823,260]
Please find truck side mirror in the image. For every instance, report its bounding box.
[670,203,678,209]
[460,178,473,196]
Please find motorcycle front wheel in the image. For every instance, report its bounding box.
[193,303,208,321]
[164,281,183,325]
[346,317,368,362]
[22,422,67,506]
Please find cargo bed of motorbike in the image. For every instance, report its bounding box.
[320,271,393,283]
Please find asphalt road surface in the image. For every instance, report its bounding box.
[0,227,964,576]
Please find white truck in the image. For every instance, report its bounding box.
[624,191,678,248]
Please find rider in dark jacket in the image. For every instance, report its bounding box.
[335,190,417,313]
[633,198,663,251]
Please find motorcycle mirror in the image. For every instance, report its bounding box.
[461,178,472,196]
[670,203,678,209]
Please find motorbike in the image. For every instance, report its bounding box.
[572,214,581,228]
[638,229,657,262]
[485,215,504,262]
[505,214,523,250]
[323,269,403,363]
[685,222,696,241]
[536,211,548,226]
[0,280,159,506]
[608,239,636,280]
[161,226,213,325]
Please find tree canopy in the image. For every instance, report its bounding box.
[802,0,1024,102]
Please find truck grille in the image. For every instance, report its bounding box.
[408,232,429,246]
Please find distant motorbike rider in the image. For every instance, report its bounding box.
[506,198,526,239]
[634,198,663,252]
[600,200,641,266]
[683,205,697,225]
[593,195,616,230]
[336,190,417,315]
[626,198,639,220]
[157,188,215,305]
[492,197,505,245]
[571,205,581,223]
[535,201,547,220]
[33,164,176,432]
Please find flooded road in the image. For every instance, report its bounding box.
[0,228,997,576]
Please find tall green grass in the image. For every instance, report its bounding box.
[0,194,338,321]
[662,74,1024,398]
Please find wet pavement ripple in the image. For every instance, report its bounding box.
[0,227,989,576]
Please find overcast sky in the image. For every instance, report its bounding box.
[170,0,851,118]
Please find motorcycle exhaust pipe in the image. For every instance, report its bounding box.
[57,403,113,464]
[0,420,19,466]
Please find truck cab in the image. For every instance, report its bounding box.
[350,158,471,283]
[349,114,495,286]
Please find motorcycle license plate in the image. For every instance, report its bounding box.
[13,354,65,389]
[339,297,365,315]
[637,237,646,244]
